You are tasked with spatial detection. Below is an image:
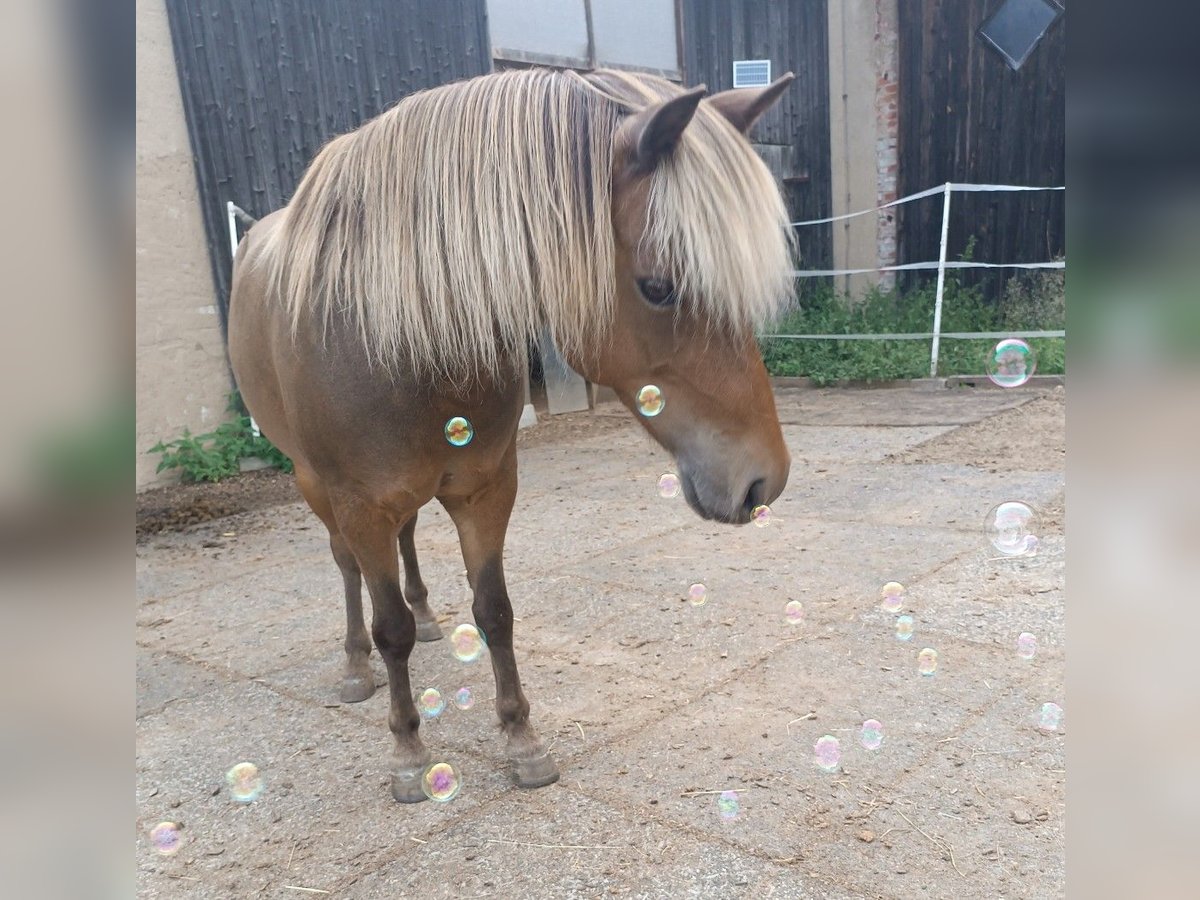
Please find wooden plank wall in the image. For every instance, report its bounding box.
[897,0,1065,285]
[680,0,833,270]
[164,0,491,329]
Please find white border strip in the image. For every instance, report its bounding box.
[790,183,1065,227]
[792,260,1065,277]
[760,330,1066,342]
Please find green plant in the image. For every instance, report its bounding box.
[148,392,292,483]
[760,263,1066,385]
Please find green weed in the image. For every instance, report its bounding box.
[149,393,292,483]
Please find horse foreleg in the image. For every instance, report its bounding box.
[337,501,431,803]
[441,444,560,789]
[330,533,375,702]
[398,512,442,642]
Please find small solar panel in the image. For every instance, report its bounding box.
[978,0,1063,70]
[732,59,771,88]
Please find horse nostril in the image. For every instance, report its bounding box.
[742,478,766,517]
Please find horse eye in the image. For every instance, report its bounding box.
[637,278,677,307]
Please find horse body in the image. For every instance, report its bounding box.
[229,67,796,801]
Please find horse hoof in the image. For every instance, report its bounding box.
[390,767,430,804]
[415,620,444,642]
[512,752,560,789]
[339,676,375,703]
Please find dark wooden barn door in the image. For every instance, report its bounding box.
[897,0,1065,277]
[680,0,833,270]
[164,0,492,330]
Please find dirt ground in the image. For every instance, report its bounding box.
[136,384,1065,899]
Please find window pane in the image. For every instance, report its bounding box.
[489,0,589,64]
[978,0,1063,70]
[591,0,678,72]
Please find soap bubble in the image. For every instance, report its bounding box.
[784,600,803,624]
[917,648,938,676]
[657,473,681,498]
[636,385,665,417]
[226,762,264,803]
[860,719,884,750]
[879,581,905,613]
[421,762,461,802]
[444,416,474,447]
[986,338,1037,388]
[149,822,182,855]
[895,615,915,641]
[450,623,485,662]
[1038,702,1064,732]
[453,687,475,710]
[716,790,740,820]
[814,735,841,772]
[418,688,445,719]
[985,501,1040,556]
[750,505,771,527]
[1017,632,1038,660]
[687,583,707,607]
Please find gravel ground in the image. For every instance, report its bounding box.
[136,384,1065,899]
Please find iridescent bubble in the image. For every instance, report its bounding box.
[860,719,884,751]
[784,600,803,624]
[751,505,771,528]
[657,473,681,498]
[814,735,841,772]
[985,501,1041,556]
[421,762,461,802]
[149,822,182,856]
[226,762,264,803]
[986,338,1037,388]
[636,385,665,417]
[687,583,708,607]
[453,687,475,710]
[879,581,905,613]
[444,416,474,447]
[418,687,445,719]
[717,789,740,820]
[895,615,915,641]
[1017,632,1038,660]
[1038,701,1063,732]
[450,623,485,662]
[917,648,938,676]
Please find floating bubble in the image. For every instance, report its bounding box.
[861,719,884,751]
[784,600,804,624]
[226,762,264,803]
[1017,632,1038,660]
[717,789,740,820]
[895,615,915,641]
[444,416,474,447]
[421,762,461,802]
[453,687,475,710]
[814,735,841,772]
[985,501,1040,556]
[879,581,905,613]
[657,473,681,498]
[917,648,938,676]
[687,583,708,607]
[450,623,485,662]
[418,687,445,719]
[986,338,1037,388]
[751,505,771,528]
[636,385,665,417]
[1038,702,1063,732]
[149,822,182,856]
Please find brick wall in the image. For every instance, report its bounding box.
[873,0,900,286]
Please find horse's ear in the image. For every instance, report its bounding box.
[706,73,795,134]
[624,85,706,173]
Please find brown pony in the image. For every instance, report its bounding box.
[229,68,795,801]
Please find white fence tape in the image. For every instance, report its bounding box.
[788,183,1065,376]
[760,330,1066,342]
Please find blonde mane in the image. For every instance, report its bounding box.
[266,68,794,379]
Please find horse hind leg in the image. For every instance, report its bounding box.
[295,467,375,703]
[398,513,443,642]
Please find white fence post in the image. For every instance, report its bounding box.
[226,200,240,260]
[928,182,953,378]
